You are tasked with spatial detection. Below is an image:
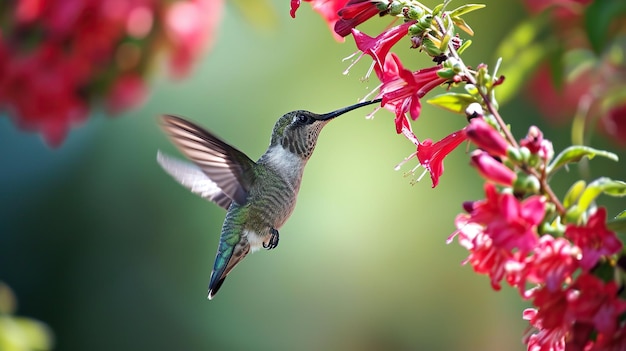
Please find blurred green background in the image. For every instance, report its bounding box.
[1,1,624,350]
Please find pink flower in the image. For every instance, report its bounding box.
[524,236,580,293]
[601,102,626,147]
[567,274,626,335]
[290,0,302,17]
[485,192,545,254]
[592,328,626,351]
[565,208,622,271]
[1,0,224,147]
[346,21,415,77]
[470,150,517,186]
[520,126,554,161]
[416,128,467,187]
[466,117,509,157]
[334,0,387,37]
[453,183,544,254]
[375,53,448,123]
[105,74,148,115]
[453,214,524,290]
[524,288,571,351]
[165,0,224,77]
[291,0,349,41]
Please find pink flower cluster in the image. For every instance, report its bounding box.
[450,123,625,350]
[293,1,626,350]
[0,0,223,147]
[293,0,469,187]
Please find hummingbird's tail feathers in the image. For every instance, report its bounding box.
[207,234,251,300]
[159,115,256,206]
[208,277,226,300]
[157,150,233,210]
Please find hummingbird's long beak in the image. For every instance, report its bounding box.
[314,98,383,121]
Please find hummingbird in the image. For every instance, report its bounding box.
[157,98,381,299]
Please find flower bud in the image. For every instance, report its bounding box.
[388,1,403,15]
[470,150,516,186]
[466,117,509,157]
[513,173,540,195]
[405,6,423,20]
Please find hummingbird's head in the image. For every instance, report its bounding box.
[269,99,382,160]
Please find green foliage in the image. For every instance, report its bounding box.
[547,145,619,176]
[427,93,477,113]
[0,283,53,351]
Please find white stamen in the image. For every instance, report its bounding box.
[394,151,417,171]
[342,51,365,75]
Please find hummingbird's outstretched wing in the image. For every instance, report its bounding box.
[159,115,256,206]
[156,151,233,209]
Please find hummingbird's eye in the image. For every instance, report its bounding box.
[294,114,309,125]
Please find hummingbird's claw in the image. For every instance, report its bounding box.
[263,228,279,250]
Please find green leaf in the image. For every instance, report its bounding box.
[448,4,486,17]
[563,180,586,209]
[427,93,477,114]
[547,145,619,175]
[432,3,444,16]
[584,0,626,54]
[457,39,472,55]
[577,178,626,213]
[451,16,475,36]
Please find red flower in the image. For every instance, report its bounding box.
[593,328,626,351]
[565,208,622,271]
[375,53,448,123]
[453,183,544,254]
[568,274,626,335]
[165,0,224,77]
[601,102,626,147]
[105,74,148,115]
[453,214,524,290]
[485,192,545,254]
[416,128,467,187]
[345,21,414,77]
[520,126,554,161]
[291,0,349,41]
[524,236,580,293]
[334,0,386,37]
[523,289,570,351]
[466,117,509,157]
[470,150,517,186]
[1,0,223,147]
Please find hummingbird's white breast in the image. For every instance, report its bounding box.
[262,145,306,187]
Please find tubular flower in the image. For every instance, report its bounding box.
[567,274,626,335]
[564,208,622,271]
[470,150,517,186]
[466,117,510,157]
[453,214,525,290]
[523,236,581,293]
[335,0,388,37]
[523,288,571,351]
[375,53,449,123]
[290,0,350,41]
[346,21,415,77]
[416,128,468,187]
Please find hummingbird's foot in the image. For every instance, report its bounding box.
[263,228,279,250]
